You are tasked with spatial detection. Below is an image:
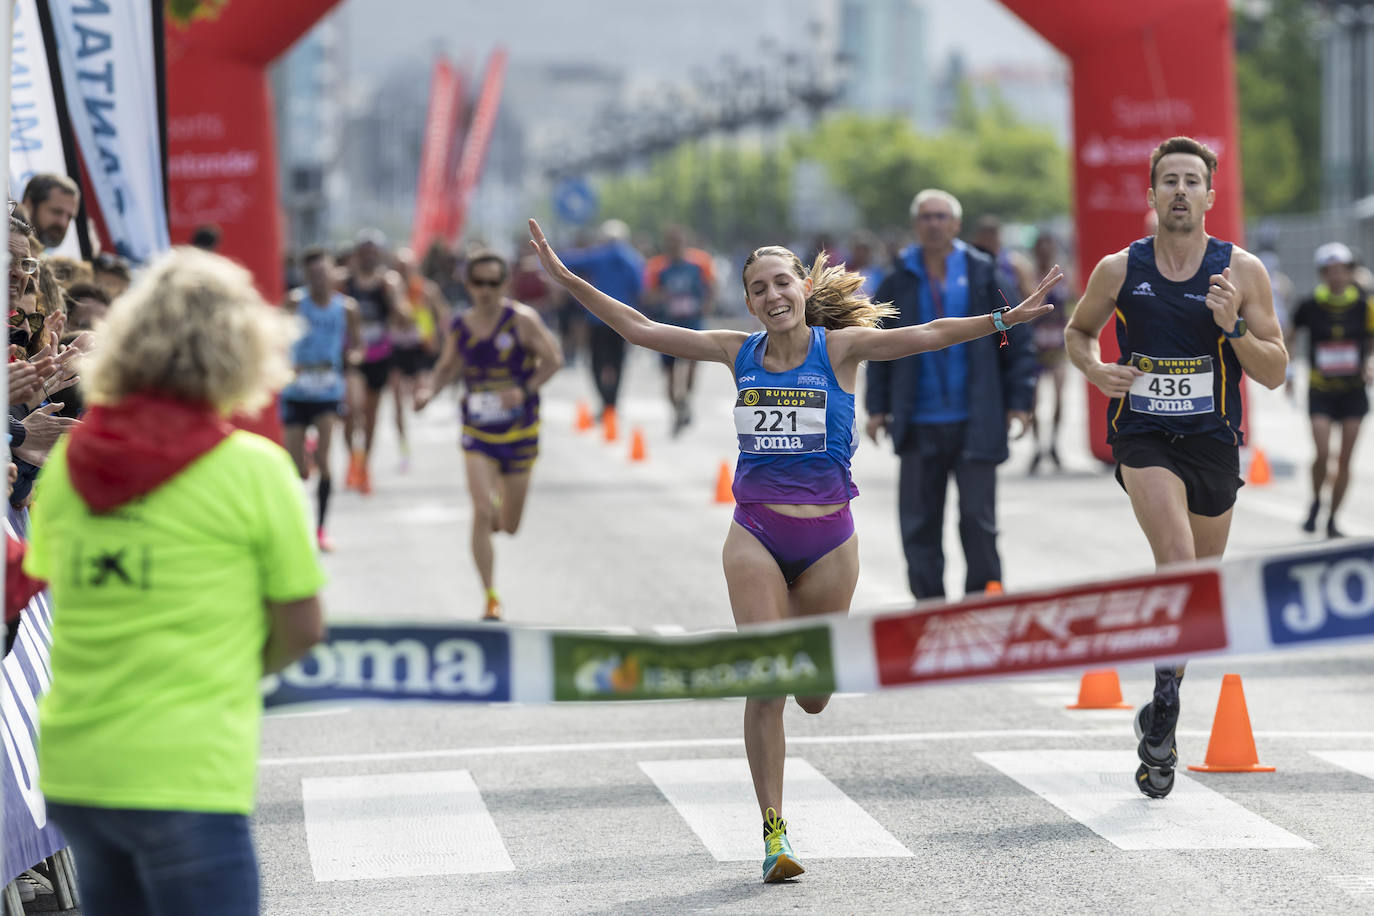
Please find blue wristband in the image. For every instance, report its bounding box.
[991,308,1012,333]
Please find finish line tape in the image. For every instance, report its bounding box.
[261,538,1374,708]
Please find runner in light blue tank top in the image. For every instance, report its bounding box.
[281,248,360,554]
[529,218,1062,885]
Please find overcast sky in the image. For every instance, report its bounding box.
[334,0,1061,88]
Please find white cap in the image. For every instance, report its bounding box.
[1314,241,1354,268]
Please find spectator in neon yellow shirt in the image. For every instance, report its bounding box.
[24,247,327,916]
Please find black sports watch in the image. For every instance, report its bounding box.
[1223,317,1248,339]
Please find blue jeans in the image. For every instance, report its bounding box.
[46,802,259,916]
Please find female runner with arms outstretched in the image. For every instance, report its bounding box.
[529,218,1060,883]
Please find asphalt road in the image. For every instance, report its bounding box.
[220,345,1374,913]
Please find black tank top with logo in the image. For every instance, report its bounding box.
[1108,236,1244,446]
[1292,284,1371,393]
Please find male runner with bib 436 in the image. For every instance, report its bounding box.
[1066,136,1288,798]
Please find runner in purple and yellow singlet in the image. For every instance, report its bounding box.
[414,250,562,621]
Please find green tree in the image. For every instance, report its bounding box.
[802,86,1068,231]
[166,0,229,26]
[1233,0,1322,217]
[594,89,1067,247]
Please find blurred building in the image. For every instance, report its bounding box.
[271,17,345,252]
[836,0,934,127]
[933,51,1070,144]
[1322,2,1374,207]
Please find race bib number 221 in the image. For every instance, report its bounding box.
[734,388,826,454]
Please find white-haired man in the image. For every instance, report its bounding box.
[865,188,1038,600]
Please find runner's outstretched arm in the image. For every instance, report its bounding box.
[529,219,743,366]
[832,266,1063,366]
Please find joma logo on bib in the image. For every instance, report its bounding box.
[1265,548,1374,644]
[735,387,827,454]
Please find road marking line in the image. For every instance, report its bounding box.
[1311,750,1374,780]
[1328,875,1374,897]
[261,728,1374,767]
[300,770,513,880]
[976,750,1313,850]
[639,758,911,861]
[265,707,351,719]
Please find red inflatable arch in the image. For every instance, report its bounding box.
[1002,0,1241,462]
[163,0,341,305]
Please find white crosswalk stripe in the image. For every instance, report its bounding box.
[1310,750,1374,781]
[638,758,912,861]
[976,750,1314,850]
[291,747,1374,882]
[301,770,514,881]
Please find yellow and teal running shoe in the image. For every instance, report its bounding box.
[762,807,804,883]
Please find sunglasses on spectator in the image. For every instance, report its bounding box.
[8,309,44,337]
[467,277,504,288]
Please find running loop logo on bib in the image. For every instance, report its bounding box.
[1127,353,1214,416]
[1264,545,1374,644]
[734,387,826,455]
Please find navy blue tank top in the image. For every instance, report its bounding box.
[1109,237,1244,446]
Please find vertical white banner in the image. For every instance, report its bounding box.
[48,0,168,262]
[9,0,79,256]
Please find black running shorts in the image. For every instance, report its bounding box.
[1112,432,1242,518]
[355,357,393,392]
[281,398,341,428]
[1309,386,1369,421]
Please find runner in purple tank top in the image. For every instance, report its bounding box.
[529,217,1061,884]
[415,250,563,620]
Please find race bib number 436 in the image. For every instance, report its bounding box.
[1127,353,1215,416]
[734,388,826,454]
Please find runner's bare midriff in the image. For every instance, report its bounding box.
[763,502,846,518]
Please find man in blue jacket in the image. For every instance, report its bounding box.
[865,189,1039,599]
[560,219,644,418]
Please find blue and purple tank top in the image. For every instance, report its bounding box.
[731,326,858,505]
[453,303,538,441]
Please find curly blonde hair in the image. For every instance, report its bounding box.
[741,246,896,330]
[83,247,295,413]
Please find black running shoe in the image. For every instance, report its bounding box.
[1133,668,1183,799]
[1302,500,1320,533]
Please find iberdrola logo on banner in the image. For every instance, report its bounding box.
[552,627,835,702]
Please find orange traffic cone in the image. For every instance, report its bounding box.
[1065,669,1133,709]
[602,406,618,442]
[575,400,594,432]
[1247,448,1272,486]
[629,428,647,462]
[1187,673,1276,772]
[714,461,734,504]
